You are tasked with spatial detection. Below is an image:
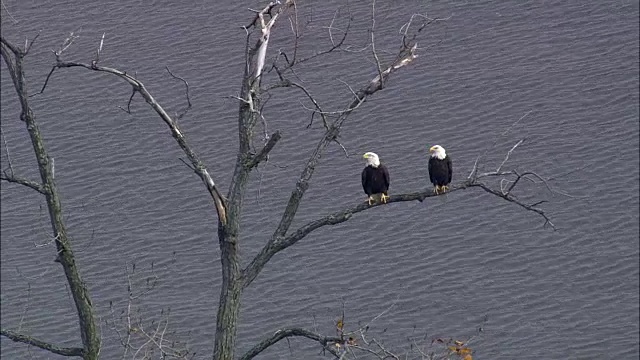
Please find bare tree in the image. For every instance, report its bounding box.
[1,1,557,359]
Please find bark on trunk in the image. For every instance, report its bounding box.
[214,4,288,358]
[212,233,243,360]
[1,39,101,359]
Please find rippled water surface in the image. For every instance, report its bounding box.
[1,1,638,359]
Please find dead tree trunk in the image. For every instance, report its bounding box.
[212,3,271,355]
[1,37,100,359]
[212,229,243,360]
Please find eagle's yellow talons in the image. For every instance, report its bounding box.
[381,194,389,203]
[433,185,441,194]
[441,185,449,193]
[367,196,374,205]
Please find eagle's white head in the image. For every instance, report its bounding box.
[429,145,447,160]
[363,152,380,167]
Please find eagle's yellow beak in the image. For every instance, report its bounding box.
[362,154,368,159]
[429,146,436,153]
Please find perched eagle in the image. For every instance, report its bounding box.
[428,145,452,194]
[362,152,390,205]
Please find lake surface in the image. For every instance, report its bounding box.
[1,0,638,359]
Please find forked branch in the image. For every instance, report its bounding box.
[0,172,46,194]
[274,40,418,239]
[265,80,330,130]
[271,6,352,73]
[468,179,555,229]
[242,31,420,288]
[42,46,227,225]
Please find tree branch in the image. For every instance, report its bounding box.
[468,180,555,229]
[1,35,22,55]
[242,36,419,289]
[270,7,352,73]
[496,138,525,173]
[45,57,227,225]
[275,40,418,239]
[0,173,46,194]
[0,42,19,87]
[1,329,84,357]
[1,34,101,357]
[250,1,289,81]
[247,131,281,169]
[239,327,343,360]
[244,166,555,286]
[370,0,384,90]
[265,80,330,130]
[279,186,465,251]
[165,66,192,120]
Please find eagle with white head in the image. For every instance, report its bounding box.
[428,145,453,194]
[361,152,390,205]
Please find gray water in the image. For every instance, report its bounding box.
[1,0,638,359]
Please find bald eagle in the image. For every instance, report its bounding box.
[428,145,452,194]
[362,152,390,205]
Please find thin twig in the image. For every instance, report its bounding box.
[0,126,14,175]
[267,80,331,129]
[346,297,399,338]
[1,0,19,24]
[496,138,525,173]
[289,0,300,64]
[370,0,384,90]
[280,9,352,70]
[93,32,105,66]
[18,284,31,332]
[468,110,533,180]
[165,66,192,120]
[334,138,349,158]
[117,89,137,114]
